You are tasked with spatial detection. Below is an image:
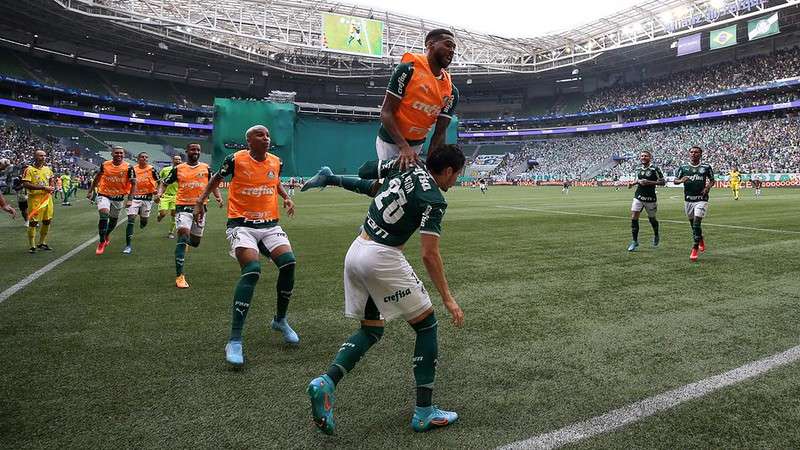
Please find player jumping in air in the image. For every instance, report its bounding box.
[194,125,299,366]
[627,150,665,251]
[156,155,182,239]
[307,145,466,435]
[728,167,741,200]
[88,146,136,255]
[674,146,714,262]
[123,152,160,254]
[302,28,459,193]
[156,143,222,288]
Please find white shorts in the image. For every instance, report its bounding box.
[344,237,432,322]
[375,136,424,160]
[631,198,657,216]
[96,195,123,218]
[685,201,709,218]
[226,225,291,259]
[127,199,154,217]
[176,210,205,237]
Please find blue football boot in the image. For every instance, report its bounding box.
[301,167,333,192]
[271,317,300,344]
[627,240,639,252]
[224,340,244,367]
[307,375,336,435]
[411,405,458,432]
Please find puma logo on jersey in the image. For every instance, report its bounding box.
[384,288,412,303]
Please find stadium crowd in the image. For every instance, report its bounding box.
[498,114,800,180]
[582,46,800,112]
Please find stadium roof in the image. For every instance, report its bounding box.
[12,0,800,78]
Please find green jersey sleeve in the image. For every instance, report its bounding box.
[440,85,459,118]
[217,154,236,179]
[163,167,178,184]
[386,62,414,98]
[419,200,446,236]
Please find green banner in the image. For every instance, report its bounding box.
[710,25,737,50]
[748,13,780,41]
[211,99,296,171]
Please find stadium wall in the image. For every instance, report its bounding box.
[212,98,458,176]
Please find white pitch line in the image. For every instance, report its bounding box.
[0,236,98,304]
[498,344,800,450]
[496,205,800,235]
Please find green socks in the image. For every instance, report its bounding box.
[107,216,118,241]
[175,234,188,276]
[326,325,384,386]
[274,252,296,320]
[330,176,377,196]
[692,219,703,245]
[230,261,261,341]
[126,219,135,246]
[412,313,438,407]
[631,219,639,241]
[98,212,109,241]
[649,217,659,236]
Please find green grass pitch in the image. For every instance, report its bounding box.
[2,186,800,449]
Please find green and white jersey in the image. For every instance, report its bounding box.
[159,166,178,198]
[675,163,714,202]
[633,164,664,202]
[361,160,447,247]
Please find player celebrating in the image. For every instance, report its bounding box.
[194,125,298,366]
[302,29,458,193]
[728,166,741,200]
[307,145,466,435]
[752,176,762,199]
[674,146,714,262]
[156,155,182,239]
[88,146,136,255]
[22,150,56,253]
[122,152,160,254]
[156,143,222,289]
[627,150,665,251]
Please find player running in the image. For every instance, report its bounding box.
[627,150,665,251]
[562,179,571,195]
[156,155,182,239]
[22,150,56,253]
[302,29,459,193]
[674,146,714,262]
[88,146,136,255]
[123,152,160,254]
[156,143,222,289]
[728,167,741,200]
[479,177,487,194]
[752,176,762,198]
[307,145,466,435]
[194,125,298,366]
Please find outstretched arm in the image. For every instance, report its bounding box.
[420,233,463,327]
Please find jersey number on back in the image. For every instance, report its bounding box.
[373,178,407,224]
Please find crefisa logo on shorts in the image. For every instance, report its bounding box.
[384,288,412,303]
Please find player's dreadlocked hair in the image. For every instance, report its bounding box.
[425,28,455,45]
[426,144,465,174]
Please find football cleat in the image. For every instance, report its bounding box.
[271,317,300,344]
[28,247,36,254]
[176,274,190,289]
[307,375,336,435]
[698,238,705,253]
[95,241,106,255]
[690,247,699,262]
[37,243,52,251]
[122,246,132,255]
[652,235,660,247]
[167,232,175,239]
[301,166,333,192]
[627,241,639,252]
[411,406,459,432]
[225,340,244,367]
